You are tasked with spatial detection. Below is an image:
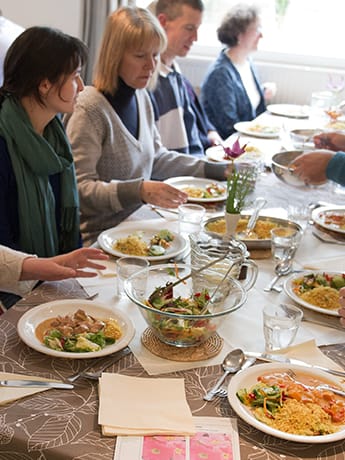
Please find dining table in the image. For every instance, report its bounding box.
[1,107,345,460]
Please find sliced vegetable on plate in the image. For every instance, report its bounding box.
[284,271,345,316]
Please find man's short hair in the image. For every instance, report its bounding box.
[155,0,204,20]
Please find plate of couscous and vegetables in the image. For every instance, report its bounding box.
[284,271,345,316]
[98,223,188,261]
[228,363,345,443]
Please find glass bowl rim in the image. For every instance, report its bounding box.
[124,262,247,320]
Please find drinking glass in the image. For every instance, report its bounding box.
[178,203,205,235]
[287,204,311,232]
[270,227,301,261]
[116,257,149,298]
[263,303,303,351]
[309,90,335,126]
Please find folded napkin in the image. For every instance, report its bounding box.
[269,339,345,384]
[0,372,56,405]
[98,373,195,436]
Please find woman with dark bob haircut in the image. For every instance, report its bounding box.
[201,3,275,138]
[0,26,87,257]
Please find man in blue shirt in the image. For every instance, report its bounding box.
[149,0,222,156]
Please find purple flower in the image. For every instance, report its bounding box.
[223,137,247,160]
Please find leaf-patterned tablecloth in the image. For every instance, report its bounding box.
[0,279,345,459]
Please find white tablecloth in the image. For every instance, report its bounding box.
[79,206,344,375]
[79,113,345,374]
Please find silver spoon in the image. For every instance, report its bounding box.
[238,197,267,239]
[203,348,245,401]
[264,256,293,292]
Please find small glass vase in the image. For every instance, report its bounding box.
[225,212,241,237]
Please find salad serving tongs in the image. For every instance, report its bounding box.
[150,252,234,303]
[164,252,232,292]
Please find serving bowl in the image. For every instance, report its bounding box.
[289,128,320,150]
[124,263,247,347]
[271,150,307,188]
[202,214,301,249]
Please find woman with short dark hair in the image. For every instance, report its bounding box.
[201,3,275,138]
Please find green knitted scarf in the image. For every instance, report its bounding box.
[0,96,80,256]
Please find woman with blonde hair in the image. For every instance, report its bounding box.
[65,6,230,246]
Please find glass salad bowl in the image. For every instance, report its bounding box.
[124,263,247,347]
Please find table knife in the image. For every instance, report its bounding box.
[244,351,345,378]
[0,380,74,389]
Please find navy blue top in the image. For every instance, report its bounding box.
[201,50,266,139]
[103,78,138,139]
[0,136,61,250]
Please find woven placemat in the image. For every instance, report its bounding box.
[141,328,223,362]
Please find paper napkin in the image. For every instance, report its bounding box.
[98,373,195,436]
[0,372,56,405]
[270,339,345,383]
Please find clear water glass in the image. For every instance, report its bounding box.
[116,257,149,298]
[178,203,205,235]
[263,303,303,351]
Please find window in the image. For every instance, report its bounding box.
[138,0,345,70]
[193,0,345,69]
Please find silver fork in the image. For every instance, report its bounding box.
[287,369,345,397]
[216,388,228,398]
[65,346,131,383]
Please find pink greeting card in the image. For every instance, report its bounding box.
[114,417,240,460]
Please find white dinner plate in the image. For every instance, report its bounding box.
[164,176,227,203]
[284,271,342,316]
[234,121,280,138]
[17,299,135,359]
[228,362,345,443]
[98,222,188,261]
[312,206,345,236]
[205,145,263,164]
[267,104,310,119]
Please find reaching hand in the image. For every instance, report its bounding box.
[140,180,188,208]
[207,130,223,147]
[290,150,334,185]
[20,248,108,281]
[314,132,345,151]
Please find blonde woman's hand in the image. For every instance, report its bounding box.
[140,180,188,208]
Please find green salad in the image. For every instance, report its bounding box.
[145,284,215,345]
[44,329,116,353]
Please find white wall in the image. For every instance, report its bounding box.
[0,0,83,37]
[178,56,345,106]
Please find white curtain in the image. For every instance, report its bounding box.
[81,0,135,84]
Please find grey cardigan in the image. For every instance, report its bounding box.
[65,86,226,245]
